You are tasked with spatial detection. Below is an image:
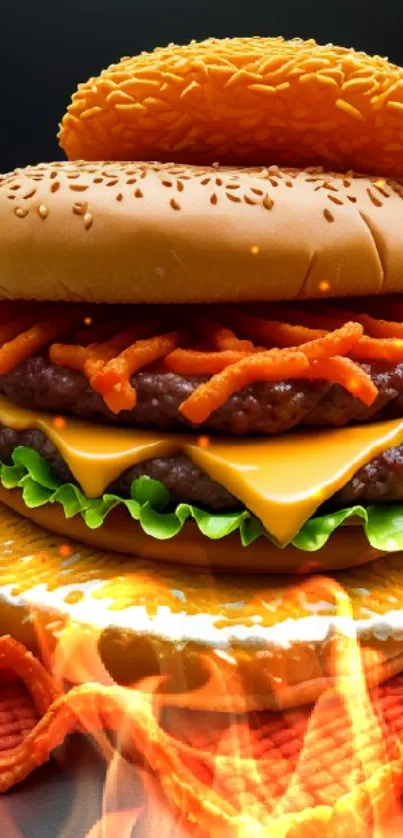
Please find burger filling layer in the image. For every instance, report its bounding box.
[1,357,403,435]
[1,424,403,511]
[0,298,402,436]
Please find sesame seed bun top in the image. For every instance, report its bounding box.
[59,36,403,177]
[0,160,402,303]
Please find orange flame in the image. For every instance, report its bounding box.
[3,571,403,836]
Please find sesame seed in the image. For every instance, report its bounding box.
[170,198,181,210]
[328,194,344,205]
[69,184,89,192]
[83,212,93,230]
[73,201,88,216]
[323,208,335,222]
[37,204,49,219]
[50,182,60,193]
[366,188,383,207]
[210,193,218,205]
[134,188,143,198]
[263,195,274,210]
[14,207,28,218]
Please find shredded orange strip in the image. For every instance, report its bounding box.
[357,314,403,339]
[50,320,162,382]
[296,321,363,360]
[296,357,378,406]
[0,314,82,376]
[50,342,116,378]
[351,336,403,363]
[193,315,256,352]
[91,330,187,413]
[179,350,309,424]
[164,348,254,375]
[222,307,328,346]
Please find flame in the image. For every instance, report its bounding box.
[3,570,403,835]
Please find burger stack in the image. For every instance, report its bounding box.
[2,35,403,833]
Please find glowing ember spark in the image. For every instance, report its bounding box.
[250,245,260,255]
[319,280,330,292]
[197,434,210,448]
[52,415,66,429]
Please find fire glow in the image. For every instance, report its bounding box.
[2,574,403,836]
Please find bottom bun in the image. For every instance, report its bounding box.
[0,500,403,711]
[0,486,387,573]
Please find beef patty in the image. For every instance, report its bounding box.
[1,424,403,513]
[1,356,403,435]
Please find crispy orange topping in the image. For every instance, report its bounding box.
[59,37,403,177]
[91,330,187,413]
[0,312,82,376]
[164,348,253,375]
[178,350,310,424]
[294,356,378,406]
[3,301,403,420]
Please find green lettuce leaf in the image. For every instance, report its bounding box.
[2,446,403,553]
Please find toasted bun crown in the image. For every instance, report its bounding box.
[1,161,403,303]
[59,37,403,177]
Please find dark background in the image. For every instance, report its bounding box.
[1,0,402,172]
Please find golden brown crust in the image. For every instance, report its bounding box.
[0,499,403,711]
[0,486,386,573]
[59,37,403,177]
[1,161,403,303]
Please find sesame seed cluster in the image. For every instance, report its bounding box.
[1,159,400,231]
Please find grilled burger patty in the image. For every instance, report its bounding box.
[1,424,403,512]
[1,356,403,435]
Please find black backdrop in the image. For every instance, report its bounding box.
[1,0,402,171]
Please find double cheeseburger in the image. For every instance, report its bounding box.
[4,37,403,796]
[1,37,403,576]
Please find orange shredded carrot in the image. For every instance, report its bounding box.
[299,356,378,406]
[223,310,363,358]
[164,348,253,375]
[0,315,81,376]
[50,343,116,378]
[260,303,350,332]
[91,330,187,414]
[351,336,403,363]
[354,314,403,340]
[51,320,163,381]
[193,315,256,352]
[179,350,309,424]
[0,313,46,344]
[222,308,329,346]
[297,322,363,360]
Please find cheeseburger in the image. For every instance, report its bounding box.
[1,37,403,574]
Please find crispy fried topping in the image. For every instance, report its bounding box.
[1,301,403,420]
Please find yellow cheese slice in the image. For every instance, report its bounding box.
[1,395,403,545]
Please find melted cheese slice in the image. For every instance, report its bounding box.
[1,395,403,545]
